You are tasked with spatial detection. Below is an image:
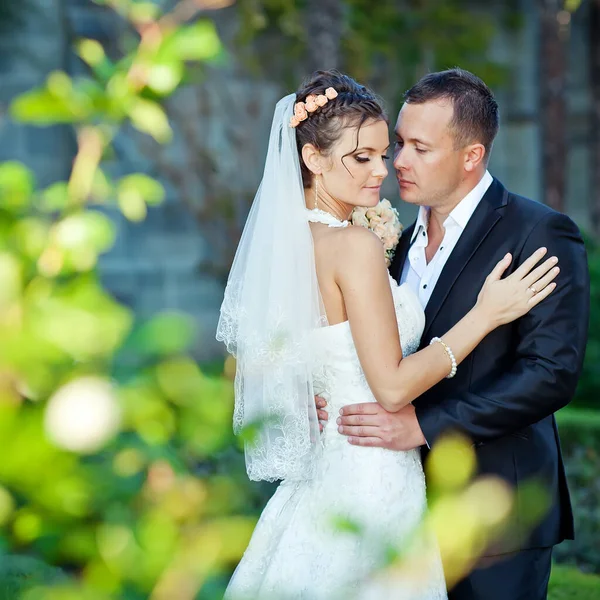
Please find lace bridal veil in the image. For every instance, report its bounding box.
[216,94,327,482]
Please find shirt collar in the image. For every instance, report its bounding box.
[410,170,493,242]
[411,205,430,244]
[445,170,494,230]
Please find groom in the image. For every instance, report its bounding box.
[319,68,590,599]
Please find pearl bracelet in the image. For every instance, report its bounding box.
[430,337,457,379]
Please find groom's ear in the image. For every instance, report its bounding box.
[301,143,323,176]
[463,143,486,172]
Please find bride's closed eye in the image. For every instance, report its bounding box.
[354,155,390,163]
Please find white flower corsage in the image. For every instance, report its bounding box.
[350,199,403,267]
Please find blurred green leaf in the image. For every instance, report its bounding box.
[331,515,362,535]
[77,39,106,67]
[54,211,115,255]
[146,62,184,95]
[11,89,86,125]
[159,20,222,62]
[0,162,35,211]
[90,169,114,203]
[0,252,23,307]
[117,174,165,222]
[127,99,172,143]
[37,182,69,213]
[129,313,195,357]
[128,2,160,22]
[12,218,50,260]
[28,278,133,359]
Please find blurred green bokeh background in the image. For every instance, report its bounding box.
[0,0,598,598]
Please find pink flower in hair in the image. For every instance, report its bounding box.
[289,115,300,128]
[305,94,317,104]
[305,101,319,113]
[325,87,338,100]
[294,103,308,121]
[316,95,328,107]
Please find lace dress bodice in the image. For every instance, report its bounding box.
[313,275,426,442]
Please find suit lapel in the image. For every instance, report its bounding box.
[422,178,508,340]
[389,222,415,284]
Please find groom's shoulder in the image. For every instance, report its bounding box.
[503,187,578,232]
[505,189,555,221]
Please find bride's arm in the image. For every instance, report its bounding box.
[336,227,558,413]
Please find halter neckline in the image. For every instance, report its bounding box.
[306,208,349,228]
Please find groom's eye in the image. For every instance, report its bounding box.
[416,147,427,154]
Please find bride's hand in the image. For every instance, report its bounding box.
[475,247,559,330]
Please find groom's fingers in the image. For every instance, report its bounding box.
[338,414,379,426]
[338,425,381,438]
[348,436,383,447]
[339,403,380,416]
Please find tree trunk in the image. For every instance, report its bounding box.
[304,0,343,72]
[538,0,569,212]
[591,0,600,235]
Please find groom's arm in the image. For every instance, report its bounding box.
[416,211,590,446]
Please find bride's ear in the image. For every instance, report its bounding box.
[301,143,323,176]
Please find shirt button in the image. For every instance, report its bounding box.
[423,284,428,289]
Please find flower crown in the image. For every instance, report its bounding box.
[289,87,339,128]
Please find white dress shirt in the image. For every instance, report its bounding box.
[400,171,494,308]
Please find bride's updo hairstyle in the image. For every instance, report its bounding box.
[294,70,387,188]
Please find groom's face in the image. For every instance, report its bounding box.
[393,100,464,208]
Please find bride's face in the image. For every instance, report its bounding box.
[318,118,389,208]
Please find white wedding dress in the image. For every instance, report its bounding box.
[225,258,448,600]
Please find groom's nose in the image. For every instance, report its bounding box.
[393,147,407,172]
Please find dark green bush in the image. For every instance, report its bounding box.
[549,564,600,599]
[555,408,600,573]
[573,238,600,409]
[0,556,65,600]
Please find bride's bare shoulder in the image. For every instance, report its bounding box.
[321,225,387,274]
[337,225,384,256]
[314,223,381,251]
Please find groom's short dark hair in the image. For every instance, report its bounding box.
[404,68,499,161]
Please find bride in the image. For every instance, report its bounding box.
[216,71,558,600]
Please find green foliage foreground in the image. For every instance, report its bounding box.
[0,2,261,598]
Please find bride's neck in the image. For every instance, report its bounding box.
[304,187,352,222]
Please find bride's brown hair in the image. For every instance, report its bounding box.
[294,70,387,187]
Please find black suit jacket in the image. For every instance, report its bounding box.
[389,178,590,552]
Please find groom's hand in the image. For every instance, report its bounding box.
[315,395,329,432]
[337,402,426,451]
